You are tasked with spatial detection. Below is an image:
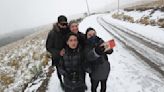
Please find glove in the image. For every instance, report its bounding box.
[95,45,105,55]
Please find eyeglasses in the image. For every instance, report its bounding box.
[60,23,68,26]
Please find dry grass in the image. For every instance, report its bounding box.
[8,59,20,70]
[139,16,150,25]
[41,52,51,67]
[112,13,134,23]
[157,18,164,27]
[125,0,164,11]
[149,19,156,26]
[112,11,164,28]
[32,52,41,60]
[0,74,14,86]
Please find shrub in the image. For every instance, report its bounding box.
[139,16,150,25]
[32,52,40,60]
[149,19,156,26]
[123,15,134,23]
[8,59,20,70]
[0,74,14,86]
[157,18,164,27]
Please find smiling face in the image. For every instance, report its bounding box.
[86,30,97,39]
[67,35,78,49]
[70,23,79,34]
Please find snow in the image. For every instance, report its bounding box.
[47,69,64,92]
[102,14,164,45]
[46,15,164,92]
[1,6,164,91]
[123,10,152,21]
[151,10,164,20]
[110,9,164,22]
[0,25,52,92]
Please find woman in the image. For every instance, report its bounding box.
[85,27,113,92]
[59,33,85,92]
[69,20,88,90]
[69,20,85,49]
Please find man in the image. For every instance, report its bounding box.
[46,15,70,89]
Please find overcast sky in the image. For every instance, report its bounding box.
[0,0,114,35]
[0,0,154,35]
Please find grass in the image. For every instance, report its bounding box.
[0,74,14,86]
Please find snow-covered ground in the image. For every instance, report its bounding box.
[1,8,164,92]
[0,25,52,92]
[46,15,164,92]
[98,12,164,68]
[123,9,164,21]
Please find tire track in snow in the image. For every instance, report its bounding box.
[97,16,164,78]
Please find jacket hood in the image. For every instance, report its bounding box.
[52,23,60,32]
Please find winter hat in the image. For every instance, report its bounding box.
[58,15,67,23]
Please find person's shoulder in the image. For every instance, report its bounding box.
[52,23,60,32]
[97,36,104,41]
[78,31,84,35]
[78,32,85,38]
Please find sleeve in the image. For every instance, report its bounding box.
[81,51,92,73]
[46,30,60,59]
[58,58,67,76]
[86,48,101,62]
[105,49,113,54]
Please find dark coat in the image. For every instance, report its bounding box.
[59,47,85,90]
[85,37,113,80]
[46,23,70,66]
[77,32,85,49]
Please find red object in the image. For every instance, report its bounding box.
[108,39,116,49]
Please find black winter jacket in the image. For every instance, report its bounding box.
[85,37,113,80]
[46,24,70,65]
[77,32,85,49]
[59,47,85,89]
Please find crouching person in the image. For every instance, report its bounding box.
[85,28,113,92]
[58,33,85,92]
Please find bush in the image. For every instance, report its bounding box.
[112,13,134,23]
[41,52,51,67]
[0,74,14,86]
[139,16,150,25]
[112,12,124,20]
[157,18,164,28]
[149,19,156,26]
[123,15,134,23]
[29,64,42,76]
[32,52,40,60]
[160,6,164,12]
[8,59,20,70]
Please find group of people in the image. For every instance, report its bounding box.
[46,15,113,92]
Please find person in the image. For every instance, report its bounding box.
[84,27,113,92]
[46,15,70,89]
[69,20,85,49]
[69,20,88,90]
[58,33,85,92]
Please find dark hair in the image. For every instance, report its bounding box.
[85,27,96,38]
[65,32,78,42]
[58,15,67,23]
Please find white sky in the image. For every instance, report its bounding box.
[0,0,154,35]
[0,0,113,35]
